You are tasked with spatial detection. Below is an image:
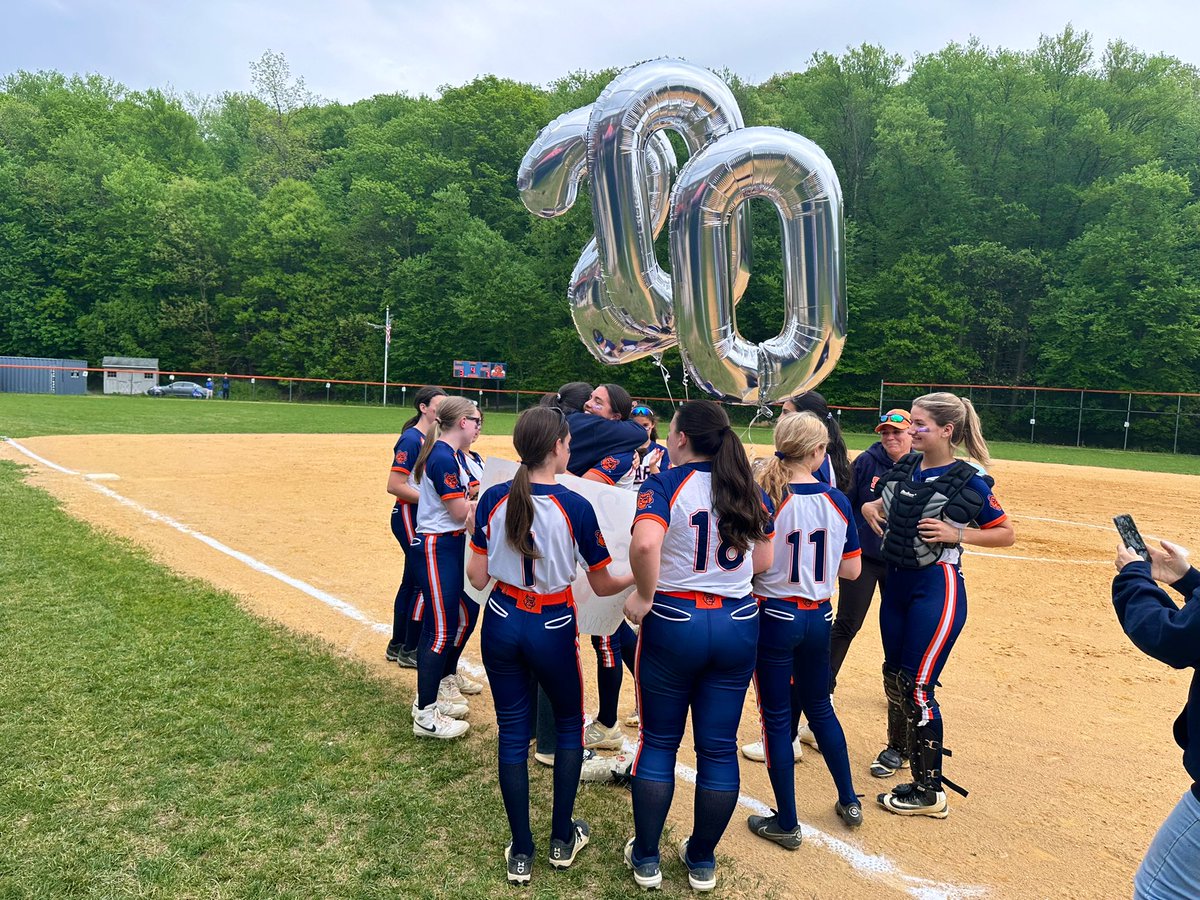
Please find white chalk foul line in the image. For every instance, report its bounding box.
[5,438,79,474]
[968,551,1110,565]
[618,739,985,900]
[6,437,978,899]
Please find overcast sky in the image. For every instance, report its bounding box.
[7,0,1200,102]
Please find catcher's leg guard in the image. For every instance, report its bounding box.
[877,672,950,818]
[870,665,911,778]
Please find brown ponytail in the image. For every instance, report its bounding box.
[506,407,570,560]
[675,400,770,554]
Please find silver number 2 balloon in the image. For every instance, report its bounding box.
[519,60,845,403]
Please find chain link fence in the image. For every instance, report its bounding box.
[9,364,1200,455]
[881,383,1200,455]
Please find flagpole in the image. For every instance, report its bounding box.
[383,306,391,407]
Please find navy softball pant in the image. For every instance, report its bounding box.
[632,592,760,791]
[481,590,585,763]
[879,562,967,723]
[389,503,423,645]
[755,598,858,828]
[415,530,469,707]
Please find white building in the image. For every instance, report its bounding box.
[102,356,159,395]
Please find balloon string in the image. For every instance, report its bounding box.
[654,357,676,408]
[743,403,774,446]
[681,365,690,406]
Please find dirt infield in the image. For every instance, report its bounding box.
[5,432,1198,898]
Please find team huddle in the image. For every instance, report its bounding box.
[384,383,1014,890]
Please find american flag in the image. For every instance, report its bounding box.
[384,320,391,346]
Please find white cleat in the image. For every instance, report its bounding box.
[454,671,484,695]
[412,701,469,739]
[741,736,802,763]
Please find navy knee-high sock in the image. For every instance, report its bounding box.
[441,599,479,678]
[551,748,583,843]
[415,639,444,709]
[632,776,675,861]
[595,663,622,728]
[402,597,424,653]
[687,787,739,864]
[498,762,534,856]
[765,741,799,830]
[391,583,408,644]
[805,702,857,806]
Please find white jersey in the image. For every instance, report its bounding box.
[634,462,774,598]
[753,483,861,601]
[472,481,611,593]
[415,440,472,534]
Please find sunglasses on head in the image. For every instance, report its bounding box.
[879,413,908,425]
[632,405,653,417]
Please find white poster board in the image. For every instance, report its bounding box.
[464,457,635,636]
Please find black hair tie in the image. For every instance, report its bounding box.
[774,450,788,460]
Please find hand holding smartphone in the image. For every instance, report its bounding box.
[1114,514,1150,562]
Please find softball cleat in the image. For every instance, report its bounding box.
[624,837,662,890]
[877,783,948,818]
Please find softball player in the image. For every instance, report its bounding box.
[746,412,864,849]
[436,404,487,698]
[631,404,669,486]
[410,396,483,740]
[529,382,644,764]
[741,390,849,763]
[580,383,642,749]
[542,382,649,477]
[624,399,774,892]
[466,407,634,884]
[386,386,446,667]
[862,392,1014,817]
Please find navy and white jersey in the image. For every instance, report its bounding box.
[814,453,834,487]
[471,481,612,593]
[633,442,670,486]
[753,483,861,602]
[460,449,485,497]
[588,450,636,489]
[634,461,775,597]
[906,462,1008,566]
[390,427,425,503]
[415,440,472,534]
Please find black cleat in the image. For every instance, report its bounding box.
[548,819,589,869]
[747,811,803,850]
[835,800,864,828]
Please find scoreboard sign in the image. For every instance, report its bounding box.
[453,360,507,379]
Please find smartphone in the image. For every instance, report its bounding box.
[1114,514,1150,562]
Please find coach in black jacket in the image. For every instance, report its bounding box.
[1113,540,1200,899]
[828,410,913,691]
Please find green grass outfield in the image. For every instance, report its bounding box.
[0,460,777,899]
[4,392,1200,475]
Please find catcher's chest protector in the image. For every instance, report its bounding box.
[878,454,985,569]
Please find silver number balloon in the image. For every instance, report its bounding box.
[518,59,751,364]
[519,105,678,361]
[669,126,846,404]
[519,62,844,401]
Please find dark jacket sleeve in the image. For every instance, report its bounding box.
[565,414,648,476]
[1112,562,1200,670]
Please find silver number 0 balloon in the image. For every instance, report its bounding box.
[519,60,845,403]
